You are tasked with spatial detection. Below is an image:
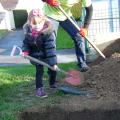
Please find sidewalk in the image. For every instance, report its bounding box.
[0,29,97,66]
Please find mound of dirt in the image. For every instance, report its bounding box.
[83,38,120,100]
[19,38,120,120]
[84,52,120,100]
[90,38,120,65]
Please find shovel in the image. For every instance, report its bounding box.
[58,6,106,59]
[10,45,84,86]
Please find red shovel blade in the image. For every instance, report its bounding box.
[63,70,84,86]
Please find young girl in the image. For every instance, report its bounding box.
[22,9,58,98]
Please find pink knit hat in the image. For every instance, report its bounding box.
[28,9,44,21]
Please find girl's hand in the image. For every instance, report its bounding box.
[51,65,58,71]
[22,51,29,56]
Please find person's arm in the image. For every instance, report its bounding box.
[84,4,93,29]
[43,33,57,66]
[22,38,30,55]
[22,30,33,55]
[42,0,59,7]
[79,1,93,37]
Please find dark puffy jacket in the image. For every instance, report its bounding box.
[22,21,57,66]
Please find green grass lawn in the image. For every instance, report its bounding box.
[0,63,78,120]
[56,27,74,49]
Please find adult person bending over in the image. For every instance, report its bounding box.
[42,0,93,72]
[71,2,92,53]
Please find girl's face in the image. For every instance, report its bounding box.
[30,16,45,31]
[31,16,44,25]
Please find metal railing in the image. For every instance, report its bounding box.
[88,7,120,41]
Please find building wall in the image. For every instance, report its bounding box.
[88,0,120,45]
[0,0,44,30]
[0,3,15,30]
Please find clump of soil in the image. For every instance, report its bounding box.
[82,38,120,100]
[84,52,120,100]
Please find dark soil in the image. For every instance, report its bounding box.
[19,38,120,120]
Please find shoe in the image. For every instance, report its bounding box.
[50,84,57,89]
[80,66,90,72]
[78,63,90,72]
[36,87,47,98]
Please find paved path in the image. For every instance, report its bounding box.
[0,29,77,66]
[0,29,97,66]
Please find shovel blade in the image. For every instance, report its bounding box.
[63,70,84,86]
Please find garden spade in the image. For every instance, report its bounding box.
[58,5,106,59]
[10,45,84,86]
[58,85,96,97]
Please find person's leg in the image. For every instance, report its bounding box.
[60,18,89,72]
[76,20,90,54]
[35,65,47,97]
[48,68,57,88]
[35,65,44,88]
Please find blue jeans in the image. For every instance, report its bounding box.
[49,17,87,67]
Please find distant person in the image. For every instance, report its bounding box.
[41,0,93,72]
[22,9,58,98]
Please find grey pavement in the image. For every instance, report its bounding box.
[0,29,77,66]
[0,29,97,66]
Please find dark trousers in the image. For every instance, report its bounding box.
[49,17,87,67]
[35,65,57,88]
[60,18,86,66]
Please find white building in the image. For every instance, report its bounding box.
[0,0,44,30]
[88,0,120,46]
[0,3,15,30]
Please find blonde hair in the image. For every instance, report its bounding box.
[28,9,46,25]
[23,9,48,34]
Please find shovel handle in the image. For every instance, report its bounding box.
[23,55,54,70]
[23,55,72,76]
[10,45,76,77]
[58,6,106,59]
